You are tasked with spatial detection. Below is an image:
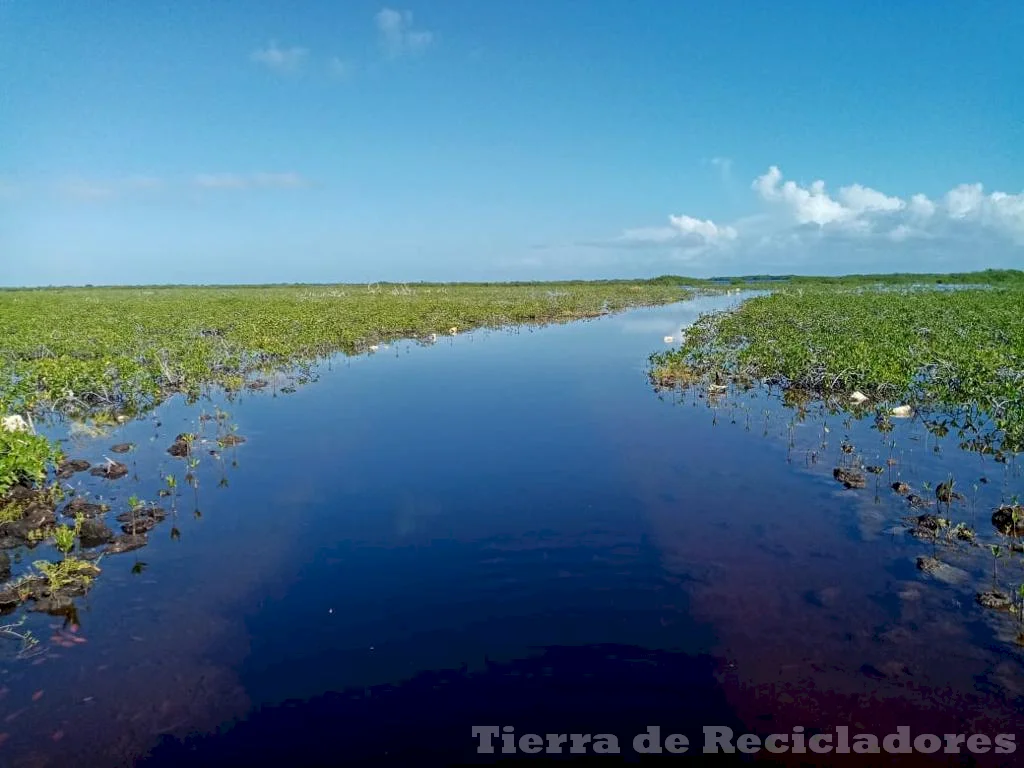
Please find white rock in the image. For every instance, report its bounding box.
[850,391,869,404]
[891,405,913,418]
[1,414,29,433]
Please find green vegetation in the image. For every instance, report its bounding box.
[0,430,62,493]
[651,275,1024,451]
[0,281,685,417]
[33,557,100,591]
[0,281,687,493]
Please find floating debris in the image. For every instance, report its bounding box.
[1,415,30,433]
[890,405,913,418]
[849,391,869,404]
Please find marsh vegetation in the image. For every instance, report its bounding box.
[0,280,687,624]
[649,272,1024,646]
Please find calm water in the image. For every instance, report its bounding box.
[1,293,1022,766]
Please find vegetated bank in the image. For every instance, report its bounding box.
[650,269,1024,639]
[650,270,1024,453]
[0,280,693,622]
[0,281,690,491]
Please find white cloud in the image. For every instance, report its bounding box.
[194,172,309,190]
[612,214,738,260]
[375,8,433,58]
[945,183,983,218]
[250,41,308,72]
[753,166,851,226]
[908,193,936,220]
[590,165,1024,270]
[944,183,1024,240]
[668,214,738,243]
[837,183,904,214]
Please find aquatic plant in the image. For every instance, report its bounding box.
[53,521,76,555]
[33,557,100,591]
[650,282,1024,453]
[989,545,1003,590]
[0,430,62,493]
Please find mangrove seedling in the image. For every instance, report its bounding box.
[990,545,1003,590]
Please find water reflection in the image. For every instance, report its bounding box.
[0,294,1021,766]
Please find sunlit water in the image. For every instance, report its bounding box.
[1,293,1022,766]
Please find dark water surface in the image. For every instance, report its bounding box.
[2,294,1022,766]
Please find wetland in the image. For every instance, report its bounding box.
[0,275,1023,765]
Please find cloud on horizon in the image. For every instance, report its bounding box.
[590,166,1024,270]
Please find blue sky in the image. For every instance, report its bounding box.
[1,1,1021,286]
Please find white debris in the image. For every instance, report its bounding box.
[449,327,458,335]
[663,335,674,344]
[850,391,869,404]
[1,414,30,433]
[891,404,913,418]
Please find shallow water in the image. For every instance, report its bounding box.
[1,293,1023,766]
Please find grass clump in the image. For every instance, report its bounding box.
[651,282,1024,451]
[33,557,100,591]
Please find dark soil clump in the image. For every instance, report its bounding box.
[79,519,116,548]
[833,467,865,489]
[90,461,129,480]
[56,458,91,479]
[992,504,1024,536]
[62,496,110,519]
[104,534,148,555]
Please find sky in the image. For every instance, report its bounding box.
[1,1,1022,286]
